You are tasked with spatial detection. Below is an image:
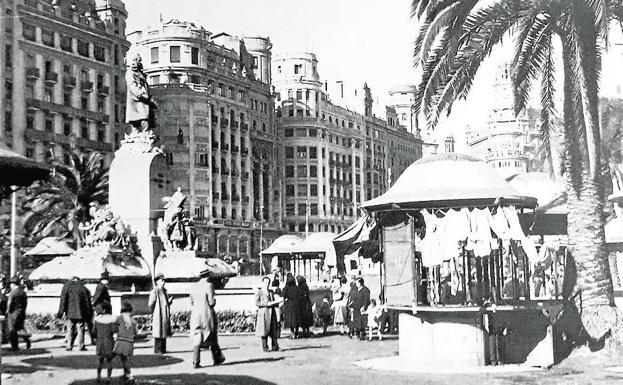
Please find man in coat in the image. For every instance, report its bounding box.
[57,276,93,351]
[348,277,371,340]
[125,53,155,135]
[148,273,172,353]
[6,277,30,351]
[255,276,282,352]
[189,270,225,368]
[92,271,111,315]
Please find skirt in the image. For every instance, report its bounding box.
[332,302,347,325]
[113,339,134,357]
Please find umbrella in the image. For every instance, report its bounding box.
[0,145,50,188]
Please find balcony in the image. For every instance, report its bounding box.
[212,167,220,174]
[45,72,59,83]
[212,141,219,149]
[241,124,249,132]
[242,172,249,180]
[97,85,110,95]
[213,192,220,200]
[231,146,239,154]
[26,67,40,79]
[222,193,230,201]
[232,195,240,202]
[63,76,77,88]
[220,119,229,128]
[233,120,239,129]
[222,143,229,151]
[81,81,94,92]
[243,196,250,203]
[241,148,249,156]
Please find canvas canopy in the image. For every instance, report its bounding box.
[260,234,303,256]
[362,153,537,211]
[297,232,338,266]
[0,144,50,188]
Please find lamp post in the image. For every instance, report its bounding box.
[10,186,17,278]
[259,203,264,275]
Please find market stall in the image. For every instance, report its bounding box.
[362,153,562,368]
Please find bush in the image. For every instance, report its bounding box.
[25,310,257,335]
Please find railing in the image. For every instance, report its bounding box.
[26,67,40,79]
[97,85,110,95]
[81,81,94,92]
[63,76,76,88]
[212,141,219,149]
[45,72,58,83]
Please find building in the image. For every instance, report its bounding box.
[0,0,129,162]
[272,52,422,234]
[127,19,281,267]
[465,63,539,179]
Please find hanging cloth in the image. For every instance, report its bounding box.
[504,206,539,262]
[467,208,493,257]
[420,210,445,267]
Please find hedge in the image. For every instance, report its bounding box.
[25,310,257,335]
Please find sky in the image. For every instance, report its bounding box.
[121,1,623,151]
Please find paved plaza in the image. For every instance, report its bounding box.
[3,332,623,385]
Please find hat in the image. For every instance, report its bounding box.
[100,271,110,280]
[154,273,166,281]
[9,277,20,285]
[199,268,212,278]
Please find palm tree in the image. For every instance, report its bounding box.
[21,151,109,248]
[411,0,623,340]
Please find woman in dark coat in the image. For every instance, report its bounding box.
[296,276,314,337]
[281,273,300,339]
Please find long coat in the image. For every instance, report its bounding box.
[348,285,371,330]
[92,283,111,315]
[255,288,279,337]
[281,284,300,329]
[125,68,150,122]
[297,283,314,328]
[58,280,92,321]
[7,286,27,332]
[189,279,217,346]
[148,286,171,339]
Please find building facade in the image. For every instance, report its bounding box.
[465,63,539,179]
[127,20,281,265]
[272,52,422,234]
[0,0,129,162]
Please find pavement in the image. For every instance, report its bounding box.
[4,329,623,385]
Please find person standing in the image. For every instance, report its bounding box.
[189,271,226,369]
[92,271,111,315]
[296,276,314,338]
[331,277,348,335]
[255,276,282,352]
[6,277,30,351]
[281,273,300,339]
[57,276,93,351]
[348,277,371,340]
[91,301,117,382]
[114,302,138,382]
[148,273,172,354]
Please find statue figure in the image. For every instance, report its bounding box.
[158,188,197,251]
[79,204,129,248]
[125,53,157,143]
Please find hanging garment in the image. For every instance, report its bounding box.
[504,206,539,262]
[441,209,471,260]
[490,209,511,241]
[467,208,493,257]
[420,210,445,267]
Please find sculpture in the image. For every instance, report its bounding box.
[158,188,197,251]
[79,203,129,249]
[125,52,157,145]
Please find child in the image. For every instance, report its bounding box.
[114,302,138,383]
[363,299,383,341]
[91,301,117,383]
[317,296,333,335]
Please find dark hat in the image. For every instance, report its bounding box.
[9,276,20,285]
[100,271,110,280]
[154,273,166,281]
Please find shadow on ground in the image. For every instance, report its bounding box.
[280,345,329,352]
[218,356,285,366]
[1,363,46,375]
[69,373,277,385]
[2,348,51,356]
[23,354,183,369]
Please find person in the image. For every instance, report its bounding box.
[93,271,111,315]
[58,276,93,351]
[91,301,117,382]
[189,270,226,369]
[296,276,314,338]
[255,276,282,352]
[281,273,300,339]
[331,277,349,335]
[125,53,156,136]
[114,302,137,383]
[362,299,383,341]
[317,296,333,335]
[348,277,370,340]
[148,273,172,354]
[271,276,283,338]
[6,277,31,351]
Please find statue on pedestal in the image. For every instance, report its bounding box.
[124,53,158,149]
[79,203,130,249]
[158,188,197,251]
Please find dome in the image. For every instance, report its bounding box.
[362,153,537,210]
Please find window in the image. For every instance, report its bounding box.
[253,56,259,69]
[60,35,72,52]
[23,24,35,41]
[63,89,72,106]
[80,119,89,139]
[63,116,72,135]
[285,147,294,158]
[310,184,317,196]
[285,128,293,137]
[191,47,199,65]
[298,204,306,216]
[150,47,159,64]
[309,128,317,137]
[286,203,295,215]
[310,203,318,215]
[4,111,12,133]
[81,93,89,110]
[278,66,282,73]
[149,75,160,85]
[42,29,54,47]
[296,90,302,100]
[294,64,302,74]
[297,165,307,178]
[297,184,306,196]
[77,40,89,57]
[310,165,317,177]
[296,146,307,158]
[170,46,180,63]
[26,111,34,129]
[5,45,12,68]
[286,165,294,177]
[286,185,294,196]
[310,147,317,159]
[94,45,106,62]
[97,124,105,142]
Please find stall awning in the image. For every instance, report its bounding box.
[0,145,50,188]
[297,232,338,265]
[362,153,537,211]
[333,216,378,266]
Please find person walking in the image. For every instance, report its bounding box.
[281,273,300,339]
[91,301,117,382]
[58,276,93,351]
[114,302,138,383]
[348,277,371,340]
[331,277,349,335]
[189,270,226,369]
[148,273,172,354]
[296,276,314,338]
[6,277,30,351]
[92,271,111,315]
[255,276,282,352]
